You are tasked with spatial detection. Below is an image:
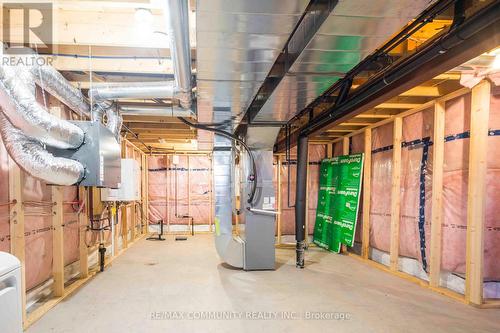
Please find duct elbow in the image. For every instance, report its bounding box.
[0,64,85,149]
[0,114,84,185]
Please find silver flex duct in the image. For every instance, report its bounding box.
[0,63,85,149]
[0,113,84,185]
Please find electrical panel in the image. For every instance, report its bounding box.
[101,159,140,201]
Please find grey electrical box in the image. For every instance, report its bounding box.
[48,121,121,188]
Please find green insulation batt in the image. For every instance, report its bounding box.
[313,154,364,253]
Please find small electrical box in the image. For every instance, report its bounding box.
[101,159,140,201]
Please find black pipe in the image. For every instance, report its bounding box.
[295,135,308,268]
[98,243,106,272]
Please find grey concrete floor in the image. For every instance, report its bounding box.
[27,235,500,333]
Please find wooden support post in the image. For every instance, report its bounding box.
[166,155,171,232]
[390,117,403,271]
[209,155,213,232]
[465,80,490,305]
[361,129,372,259]
[276,155,282,244]
[78,187,89,278]
[304,145,310,246]
[121,204,128,249]
[51,186,64,297]
[341,138,350,252]
[130,201,136,241]
[187,156,192,233]
[326,143,333,158]
[141,154,148,234]
[429,101,446,287]
[9,161,26,324]
[342,137,349,155]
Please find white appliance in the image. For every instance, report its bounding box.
[0,252,22,333]
[101,159,141,201]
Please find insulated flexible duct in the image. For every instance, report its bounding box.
[29,64,91,118]
[0,113,84,185]
[0,63,85,149]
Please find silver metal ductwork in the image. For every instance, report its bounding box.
[0,63,85,149]
[0,113,84,185]
[119,104,195,118]
[167,0,193,109]
[86,0,194,113]
[88,81,177,102]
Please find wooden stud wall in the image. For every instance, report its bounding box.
[274,83,497,308]
[7,138,148,329]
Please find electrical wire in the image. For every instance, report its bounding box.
[177,117,258,206]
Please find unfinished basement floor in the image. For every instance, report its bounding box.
[27,235,500,333]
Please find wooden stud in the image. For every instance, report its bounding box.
[465,80,490,305]
[130,201,136,240]
[429,101,446,287]
[166,155,171,232]
[187,156,192,233]
[209,155,213,232]
[121,204,129,249]
[390,117,403,271]
[304,145,310,246]
[326,143,333,157]
[361,129,372,259]
[8,161,26,324]
[141,154,148,234]
[341,138,349,252]
[51,186,64,297]
[78,187,89,278]
[276,155,282,244]
[112,202,119,256]
[342,137,349,155]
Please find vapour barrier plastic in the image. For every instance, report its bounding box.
[369,122,393,254]
[147,155,212,227]
[278,145,326,235]
[365,88,500,280]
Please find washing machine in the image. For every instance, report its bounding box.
[0,252,22,333]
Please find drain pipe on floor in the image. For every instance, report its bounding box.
[295,134,309,268]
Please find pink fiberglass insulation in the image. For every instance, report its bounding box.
[369,122,393,254]
[0,93,82,291]
[187,156,211,226]
[147,155,212,226]
[278,144,325,235]
[367,87,500,279]
[168,155,189,224]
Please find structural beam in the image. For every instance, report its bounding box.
[429,101,445,287]
[465,80,490,305]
